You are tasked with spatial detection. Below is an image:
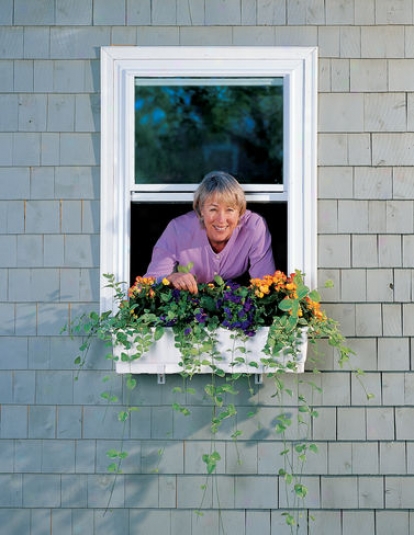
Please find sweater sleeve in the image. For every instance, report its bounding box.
[144,219,180,279]
[246,214,276,278]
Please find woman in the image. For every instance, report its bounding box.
[145,171,275,294]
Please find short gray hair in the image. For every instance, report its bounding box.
[193,171,246,219]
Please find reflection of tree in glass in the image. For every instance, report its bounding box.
[134,84,283,185]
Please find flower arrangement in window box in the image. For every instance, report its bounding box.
[97,269,344,377]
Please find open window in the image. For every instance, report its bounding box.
[101,46,317,310]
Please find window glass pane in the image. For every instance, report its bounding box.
[134,80,283,185]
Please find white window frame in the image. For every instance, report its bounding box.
[100,46,318,311]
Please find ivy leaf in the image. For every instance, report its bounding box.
[202,451,221,474]
[101,392,118,403]
[126,376,137,390]
[294,483,307,499]
[154,325,165,341]
[118,411,128,422]
[107,463,119,473]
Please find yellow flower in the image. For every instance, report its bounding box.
[259,284,270,295]
[162,278,170,285]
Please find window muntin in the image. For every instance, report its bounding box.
[100,46,317,311]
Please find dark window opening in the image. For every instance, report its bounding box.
[130,202,287,286]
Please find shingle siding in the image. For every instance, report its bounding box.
[1,0,414,533]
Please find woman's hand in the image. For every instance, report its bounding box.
[167,272,198,294]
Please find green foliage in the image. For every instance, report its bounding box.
[202,451,221,475]
[65,269,372,533]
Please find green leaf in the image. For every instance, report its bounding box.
[294,483,308,499]
[154,325,165,341]
[278,298,293,311]
[204,384,215,397]
[297,284,310,299]
[213,274,224,286]
[282,513,296,526]
[309,289,321,301]
[118,411,128,422]
[107,463,119,473]
[220,384,238,395]
[101,392,118,403]
[126,376,137,390]
[210,451,221,461]
[177,262,194,273]
[202,451,221,474]
[172,403,191,416]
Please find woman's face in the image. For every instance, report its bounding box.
[200,194,240,252]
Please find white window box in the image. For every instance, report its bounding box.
[114,327,308,376]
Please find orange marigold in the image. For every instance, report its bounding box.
[129,275,156,297]
[305,297,326,320]
[250,277,271,298]
[272,270,287,285]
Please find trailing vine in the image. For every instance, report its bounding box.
[64,270,371,533]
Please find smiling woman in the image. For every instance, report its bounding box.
[144,171,276,292]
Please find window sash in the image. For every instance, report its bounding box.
[133,76,284,191]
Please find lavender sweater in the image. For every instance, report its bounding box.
[145,210,275,283]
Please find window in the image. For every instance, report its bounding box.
[100,46,317,310]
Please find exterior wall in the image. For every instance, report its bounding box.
[1,1,413,533]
